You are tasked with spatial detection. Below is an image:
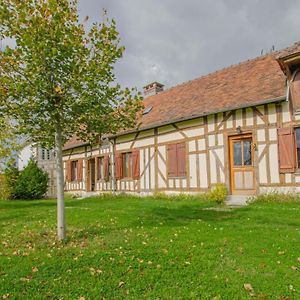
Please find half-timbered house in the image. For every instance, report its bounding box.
[62,41,300,197]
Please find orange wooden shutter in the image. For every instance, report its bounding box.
[278,127,296,173]
[77,159,83,181]
[167,144,178,177]
[177,143,187,177]
[104,155,109,181]
[115,153,122,179]
[96,157,100,180]
[66,161,72,182]
[291,71,300,110]
[132,150,140,179]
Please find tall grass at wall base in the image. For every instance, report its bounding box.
[249,192,300,203]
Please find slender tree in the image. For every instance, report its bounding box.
[0,0,142,240]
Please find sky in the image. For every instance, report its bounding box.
[77,0,300,92]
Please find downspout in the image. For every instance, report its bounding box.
[110,138,116,194]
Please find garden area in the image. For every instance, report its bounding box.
[0,194,299,299]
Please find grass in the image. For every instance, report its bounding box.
[0,195,299,300]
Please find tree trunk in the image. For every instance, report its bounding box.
[55,121,66,240]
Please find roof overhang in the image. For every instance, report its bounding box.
[110,95,286,139]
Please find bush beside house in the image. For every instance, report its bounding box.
[208,183,228,204]
[2,159,48,200]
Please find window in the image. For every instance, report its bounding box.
[47,150,51,160]
[97,157,104,180]
[122,152,132,178]
[167,142,186,178]
[41,148,51,160]
[42,149,45,160]
[142,106,153,115]
[115,151,139,180]
[233,139,252,166]
[71,160,78,181]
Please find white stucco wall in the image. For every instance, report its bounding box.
[18,144,36,171]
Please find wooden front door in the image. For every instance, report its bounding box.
[87,158,96,192]
[229,134,255,195]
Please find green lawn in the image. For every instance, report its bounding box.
[0,195,299,300]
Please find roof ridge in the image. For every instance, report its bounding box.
[146,41,300,99]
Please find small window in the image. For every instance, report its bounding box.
[71,160,78,181]
[122,152,132,178]
[142,106,153,115]
[42,149,45,160]
[47,150,51,160]
[97,157,104,180]
[295,128,300,168]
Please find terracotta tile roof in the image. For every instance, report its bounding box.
[138,52,286,132]
[63,135,89,150]
[64,42,300,148]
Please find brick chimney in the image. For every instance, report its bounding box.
[143,82,164,98]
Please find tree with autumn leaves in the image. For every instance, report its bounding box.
[0,0,142,240]
[0,117,18,167]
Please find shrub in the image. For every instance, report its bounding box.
[12,159,48,199]
[208,183,228,204]
[3,163,20,199]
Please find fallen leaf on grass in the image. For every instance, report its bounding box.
[297,257,300,263]
[291,266,298,271]
[89,268,102,276]
[32,267,38,273]
[2,294,10,299]
[244,283,254,293]
[289,285,295,292]
[20,276,32,282]
[118,281,125,288]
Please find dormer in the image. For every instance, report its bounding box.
[277,42,300,112]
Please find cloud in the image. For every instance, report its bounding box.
[6,0,300,93]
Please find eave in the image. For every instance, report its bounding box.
[109,95,286,139]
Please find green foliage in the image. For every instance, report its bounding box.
[0,117,19,164]
[12,159,48,199]
[250,192,300,203]
[0,196,299,299]
[208,183,228,204]
[4,159,48,200]
[0,0,143,148]
[3,162,19,199]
